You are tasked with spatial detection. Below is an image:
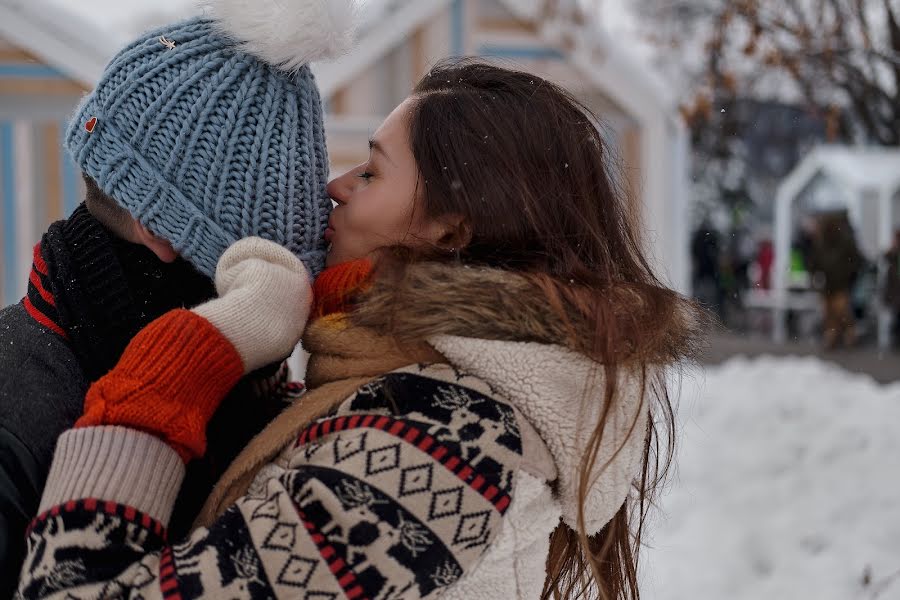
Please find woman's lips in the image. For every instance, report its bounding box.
[324,227,335,243]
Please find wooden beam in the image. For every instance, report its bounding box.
[42,122,62,222]
[411,27,427,82]
[0,48,36,62]
[330,87,349,116]
[477,18,538,34]
[620,125,643,237]
[0,79,87,95]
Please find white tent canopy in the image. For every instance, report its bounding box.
[773,145,900,348]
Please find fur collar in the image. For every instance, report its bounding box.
[351,261,702,365]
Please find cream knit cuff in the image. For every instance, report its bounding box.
[40,427,185,525]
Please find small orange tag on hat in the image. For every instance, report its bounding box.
[85,117,98,133]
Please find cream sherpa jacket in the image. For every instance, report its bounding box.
[424,334,647,598]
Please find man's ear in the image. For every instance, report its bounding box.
[133,221,178,263]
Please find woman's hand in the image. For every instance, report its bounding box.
[77,238,313,462]
[194,237,312,373]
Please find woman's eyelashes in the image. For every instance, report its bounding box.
[357,170,374,181]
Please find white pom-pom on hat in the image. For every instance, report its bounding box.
[205,0,358,72]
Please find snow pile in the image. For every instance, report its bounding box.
[646,356,900,600]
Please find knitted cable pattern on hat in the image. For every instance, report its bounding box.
[66,18,333,278]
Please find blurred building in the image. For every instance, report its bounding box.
[0,0,690,305]
[0,0,105,305]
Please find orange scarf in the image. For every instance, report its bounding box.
[311,259,373,318]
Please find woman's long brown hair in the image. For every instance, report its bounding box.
[377,58,704,599]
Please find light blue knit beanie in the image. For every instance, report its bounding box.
[66,1,356,278]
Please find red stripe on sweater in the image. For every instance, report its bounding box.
[294,504,371,600]
[29,268,56,307]
[159,546,183,600]
[346,585,366,599]
[296,414,513,514]
[27,498,167,541]
[337,570,354,585]
[32,243,49,276]
[23,296,67,339]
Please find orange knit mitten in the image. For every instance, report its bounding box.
[77,310,244,462]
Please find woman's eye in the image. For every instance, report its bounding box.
[357,171,374,181]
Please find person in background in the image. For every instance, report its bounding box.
[809,212,863,350]
[756,238,774,290]
[882,230,900,349]
[795,216,819,274]
[692,219,724,317]
[0,0,349,592]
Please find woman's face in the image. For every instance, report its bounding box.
[325,97,450,267]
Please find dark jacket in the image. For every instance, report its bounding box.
[884,248,900,311]
[810,215,863,295]
[0,303,86,597]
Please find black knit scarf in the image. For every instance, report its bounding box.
[40,204,216,381]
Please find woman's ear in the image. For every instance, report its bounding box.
[433,215,472,251]
[133,221,178,263]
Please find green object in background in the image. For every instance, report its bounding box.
[788,248,813,289]
[790,249,806,274]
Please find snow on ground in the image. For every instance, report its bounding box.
[646,356,900,600]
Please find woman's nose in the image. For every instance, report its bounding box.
[326,171,353,206]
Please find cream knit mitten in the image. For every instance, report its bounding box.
[193,237,313,373]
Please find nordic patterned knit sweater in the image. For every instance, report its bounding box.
[16,254,656,599]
